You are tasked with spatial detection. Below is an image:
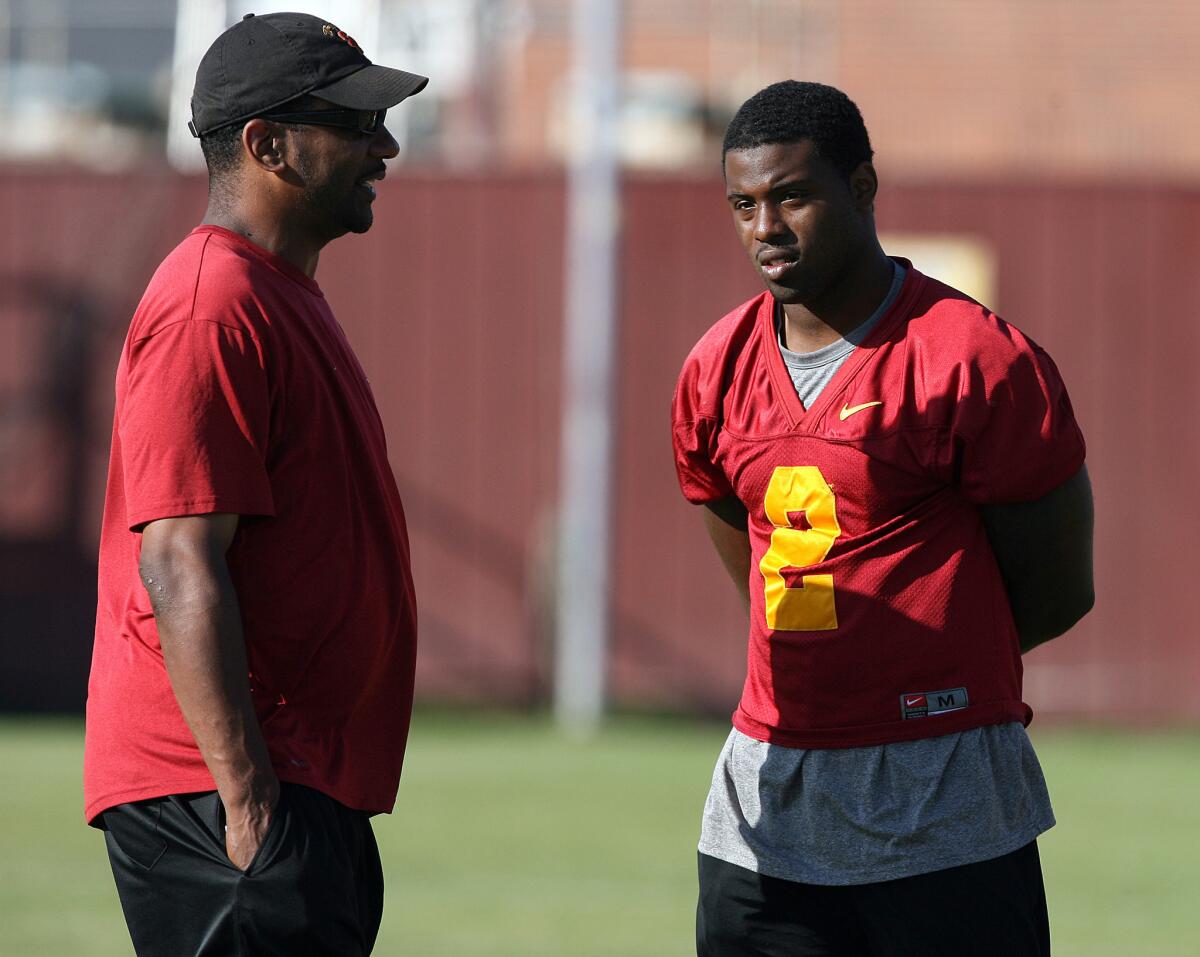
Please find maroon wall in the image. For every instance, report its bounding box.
[1,170,1195,721]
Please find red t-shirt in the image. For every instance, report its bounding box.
[671,265,1085,748]
[85,226,417,823]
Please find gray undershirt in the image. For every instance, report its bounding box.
[699,262,1056,884]
[775,260,903,408]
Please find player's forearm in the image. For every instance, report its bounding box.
[980,467,1095,654]
[1007,580,1095,653]
[722,557,753,616]
[140,549,278,815]
[702,500,753,614]
[1008,605,1082,653]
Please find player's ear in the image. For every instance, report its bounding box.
[848,161,878,209]
[242,118,288,174]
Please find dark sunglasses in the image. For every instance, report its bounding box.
[262,107,386,135]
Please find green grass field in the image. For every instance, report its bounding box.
[2,713,1197,956]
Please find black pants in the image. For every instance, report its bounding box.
[102,782,384,956]
[697,841,1051,957]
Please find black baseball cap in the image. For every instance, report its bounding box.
[189,12,428,137]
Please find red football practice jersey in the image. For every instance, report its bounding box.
[672,264,1085,748]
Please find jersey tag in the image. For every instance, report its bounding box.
[900,687,969,719]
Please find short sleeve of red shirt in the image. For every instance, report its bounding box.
[119,318,275,529]
[949,319,1085,505]
[672,350,735,504]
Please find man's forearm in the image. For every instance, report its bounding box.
[979,466,1095,654]
[702,500,753,615]
[141,547,278,823]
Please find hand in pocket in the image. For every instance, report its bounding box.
[221,783,280,871]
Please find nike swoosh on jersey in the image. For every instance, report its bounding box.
[839,401,883,421]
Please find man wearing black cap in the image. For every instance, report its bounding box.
[84,13,428,955]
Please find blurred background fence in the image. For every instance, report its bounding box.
[1,0,1199,723]
[2,170,1198,720]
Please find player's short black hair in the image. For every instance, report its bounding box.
[722,81,874,179]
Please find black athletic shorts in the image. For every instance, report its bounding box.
[101,781,384,956]
[697,841,1050,957]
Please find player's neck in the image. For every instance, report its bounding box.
[781,251,894,353]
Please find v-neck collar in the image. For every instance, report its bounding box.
[761,260,925,430]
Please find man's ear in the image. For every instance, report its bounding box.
[242,118,288,173]
[848,161,879,209]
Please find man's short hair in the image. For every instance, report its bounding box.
[199,99,318,182]
[723,81,874,179]
[199,124,245,180]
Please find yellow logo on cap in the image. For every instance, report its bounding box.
[322,23,359,49]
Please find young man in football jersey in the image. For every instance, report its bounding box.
[671,81,1094,956]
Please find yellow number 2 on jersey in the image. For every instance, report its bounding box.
[759,466,841,631]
